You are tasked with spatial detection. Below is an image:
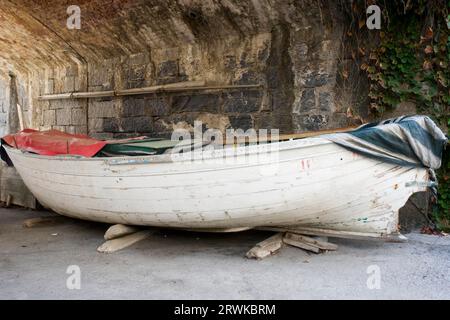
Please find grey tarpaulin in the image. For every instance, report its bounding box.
[321,115,448,170]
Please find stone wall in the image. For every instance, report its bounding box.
[0,1,369,139]
[0,78,9,137]
[28,4,366,139]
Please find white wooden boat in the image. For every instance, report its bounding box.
[3,137,429,239]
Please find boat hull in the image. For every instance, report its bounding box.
[4,138,429,237]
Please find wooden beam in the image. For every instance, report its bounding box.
[97,230,151,253]
[283,232,338,252]
[104,224,140,240]
[37,81,262,100]
[23,216,67,228]
[223,126,357,145]
[256,226,403,242]
[246,232,284,259]
[115,80,206,96]
[283,233,321,253]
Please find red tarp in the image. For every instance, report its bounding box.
[2,129,107,157]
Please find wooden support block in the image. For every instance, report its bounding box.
[288,233,338,251]
[283,233,320,253]
[256,226,385,241]
[246,233,284,260]
[23,216,67,228]
[97,230,151,253]
[104,224,140,240]
[283,232,338,253]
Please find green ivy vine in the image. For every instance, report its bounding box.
[363,0,450,230]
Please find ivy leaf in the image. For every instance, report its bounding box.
[424,45,433,54]
[423,60,433,70]
[424,27,433,39]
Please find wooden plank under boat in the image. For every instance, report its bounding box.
[3,136,429,239]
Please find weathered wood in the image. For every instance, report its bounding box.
[104,224,140,240]
[4,137,429,238]
[183,227,252,233]
[115,80,206,96]
[39,81,260,100]
[223,126,358,145]
[38,81,206,100]
[72,91,115,99]
[256,226,391,242]
[283,232,338,252]
[23,216,66,228]
[283,235,320,253]
[246,233,284,259]
[97,230,151,253]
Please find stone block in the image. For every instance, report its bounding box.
[292,42,308,62]
[65,65,78,77]
[304,72,331,87]
[52,125,66,132]
[56,108,71,126]
[254,113,292,133]
[146,97,170,116]
[300,89,316,112]
[122,97,146,116]
[90,132,113,140]
[43,109,56,126]
[128,52,149,66]
[126,79,145,89]
[319,92,332,112]
[127,65,146,80]
[172,94,220,113]
[62,76,75,93]
[228,114,253,131]
[295,114,329,131]
[236,70,260,85]
[158,60,178,78]
[223,92,261,113]
[71,108,87,125]
[88,118,104,132]
[89,62,114,87]
[120,116,153,133]
[66,126,86,135]
[102,118,120,133]
[224,55,237,70]
[155,75,187,85]
[49,100,64,110]
[88,100,118,118]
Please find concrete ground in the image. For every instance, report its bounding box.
[0,207,449,300]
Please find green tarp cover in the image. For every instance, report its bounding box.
[96,138,191,157]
